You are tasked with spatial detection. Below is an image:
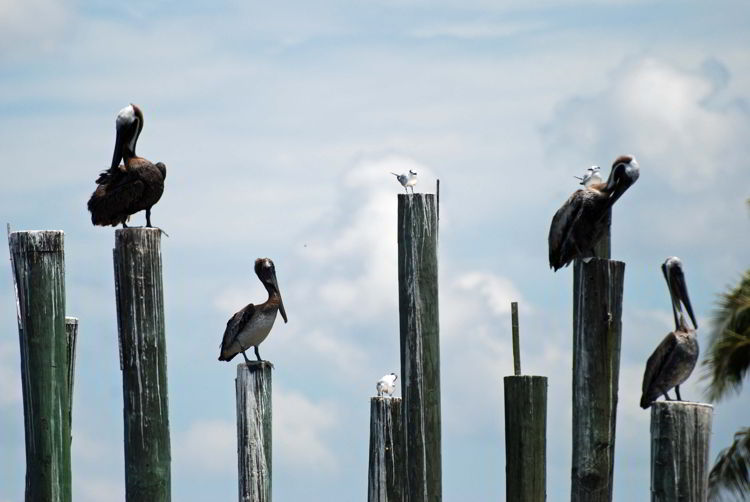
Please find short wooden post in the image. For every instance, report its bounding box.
[8,230,72,502]
[397,193,441,502]
[571,258,625,502]
[236,362,272,502]
[368,397,405,502]
[650,402,713,502]
[113,228,171,501]
[503,302,547,502]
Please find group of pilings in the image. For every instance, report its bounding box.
[9,228,170,501]
[7,193,714,502]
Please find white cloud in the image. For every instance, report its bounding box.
[545,57,750,192]
[455,271,527,316]
[177,419,236,473]
[274,388,338,471]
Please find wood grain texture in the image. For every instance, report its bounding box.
[650,402,713,502]
[113,228,171,501]
[504,375,547,502]
[397,194,441,502]
[9,230,72,502]
[369,397,405,502]
[236,362,273,502]
[571,258,625,502]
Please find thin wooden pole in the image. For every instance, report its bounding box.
[113,228,171,502]
[571,258,625,502]
[368,397,405,502]
[511,302,521,376]
[236,362,272,502]
[504,376,547,502]
[397,193,441,502]
[650,402,713,502]
[8,230,72,502]
[65,317,78,447]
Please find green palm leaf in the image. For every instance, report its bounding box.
[708,428,750,501]
[701,270,750,402]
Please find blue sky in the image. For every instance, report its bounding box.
[1,0,749,500]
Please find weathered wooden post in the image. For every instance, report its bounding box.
[503,302,547,502]
[368,396,405,502]
[650,402,713,502]
[8,230,74,502]
[236,362,272,502]
[571,250,625,502]
[397,193,441,502]
[113,228,171,501]
[65,317,78,445]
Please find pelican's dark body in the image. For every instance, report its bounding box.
[219,258,287,363]
[640,257,699,409]
[548,155,640,271]
[87,104,167,228]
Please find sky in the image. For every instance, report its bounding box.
[1,0,749,500]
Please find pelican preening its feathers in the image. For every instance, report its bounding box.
[87,104,167,228]
[392,170,418,193]
[640,257,698,409]
[548,155,640,271]
[219,258,287,364]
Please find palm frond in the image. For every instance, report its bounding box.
[708,427,750,502]
[701,270,750,402]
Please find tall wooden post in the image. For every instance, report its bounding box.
[8,230,73,502]
[368,397,405,502]
[571,257,625,502]
[113,228,171,501]
[503,302,547,502]
[650,402,713,502]
[397,193,441,502]
[236,362,272,502]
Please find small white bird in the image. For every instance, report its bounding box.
[391,170,417,194]
[376,373,398,397]
[574,166,602,188]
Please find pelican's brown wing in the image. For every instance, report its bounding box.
[548,190,585,270]
[87,168,145,226]
[640,332,677,408]
[218,303,256,361]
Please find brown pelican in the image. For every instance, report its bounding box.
[87,104,166,228]
[548,155,639,271]
[219,258,287,363]
[640,257,698,408]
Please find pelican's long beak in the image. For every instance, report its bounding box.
[272,274,287,323]
[673,266,697,330]
[111,127,125,169]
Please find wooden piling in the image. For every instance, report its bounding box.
[397,193,441,502]
[236,362,272,502]
[8,230,72,502]
[65,317,78,446]
[650,402,713,502]
[368,397,405,502]
[503,376,547,502]
[113,228,171,501]
[503,302,547,502]
[571,258,625,502]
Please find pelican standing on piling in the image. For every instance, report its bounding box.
[640,257,699,408]
[392,170,418,193]
[219,258,288,364]
[548,155,640,271]
[87,104,167,228]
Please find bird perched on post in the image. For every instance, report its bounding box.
[219,258,287,364]
[391,170,418,194]
[574,166,602,187]
[548,155,639,271]
[87,104,167,228]
[376,373,398,397]
[640,257,698,408]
